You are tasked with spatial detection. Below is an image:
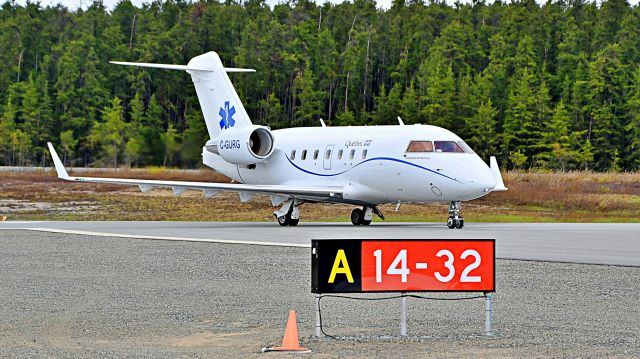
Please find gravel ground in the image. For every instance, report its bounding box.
[0,230,638,358]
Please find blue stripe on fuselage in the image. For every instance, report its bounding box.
[285,155,462,183]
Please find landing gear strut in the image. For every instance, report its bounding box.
[447,201,464,229]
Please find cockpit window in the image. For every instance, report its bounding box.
[434,141,465,153]
[406,141,434,152]
[456,141,475,154]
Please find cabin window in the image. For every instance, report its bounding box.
[406,141,434,152]
[362,149,368,159]
[350,149,355,159]
[338,149,343,160]
[434,141,464,153]
[301,150,307,160]
[313,150,319,160]
[325,149,332,159]
[290,150,296,160]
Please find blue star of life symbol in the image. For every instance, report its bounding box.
[219,101,236,129]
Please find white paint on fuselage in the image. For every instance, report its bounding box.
[203,124,496,205]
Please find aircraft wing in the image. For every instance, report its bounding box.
[46,143,343,202]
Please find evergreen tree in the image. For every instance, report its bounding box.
[125,92,145,166]
[624,67,640,169]
[161,123,181,167]
[59,129,77,166]
[587,44,626,170]
[400,79,417,124]
[417,53,455,129]
[89,97,126,168]
[466,99,498,162]
[293,64,323,127]
[373,82,401,125]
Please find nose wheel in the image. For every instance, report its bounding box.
[447,201,464,229]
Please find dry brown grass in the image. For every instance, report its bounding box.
[478,171,640,213]
[0,168,638,222]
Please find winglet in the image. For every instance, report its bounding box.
[47,142,70,180]
[489,156,508,192]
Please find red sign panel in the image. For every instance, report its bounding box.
[361,240,494,292]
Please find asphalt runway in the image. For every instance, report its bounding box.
[1,229,639,358]
[1,221,639,266]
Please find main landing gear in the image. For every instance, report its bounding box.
[274,199,300,227]
[447,201,464,229]
[351,208,372,226]
[350,206,384,226]
[277,211,299,226]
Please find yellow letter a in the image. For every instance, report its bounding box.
[328,249,354,283]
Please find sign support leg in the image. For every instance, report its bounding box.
[400,292,407,337]
[315,294,323,337]
[484,292,493,336]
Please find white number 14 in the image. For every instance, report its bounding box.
[373,249,409,283]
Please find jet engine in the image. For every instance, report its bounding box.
[214,125,275,164]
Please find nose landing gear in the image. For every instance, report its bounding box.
[447,201,464,229]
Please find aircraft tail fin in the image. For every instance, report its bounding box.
[110,52,255,139]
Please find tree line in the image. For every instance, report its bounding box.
[0,0,639,171]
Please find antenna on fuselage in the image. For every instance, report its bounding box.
[319,118,327,127]
[397,116,405,125]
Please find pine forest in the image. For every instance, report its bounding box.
[1,0,639,171]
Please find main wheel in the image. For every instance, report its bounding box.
[455,218,464,229]
[277,214,289,226]
[446,216,456,229]
[351,208,363,225]
[288,218,299,226]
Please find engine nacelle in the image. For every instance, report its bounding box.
[214,126,275,164]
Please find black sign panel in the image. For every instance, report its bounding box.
[312,239,361,293]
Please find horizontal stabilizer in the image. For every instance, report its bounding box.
[109,61,255,73]
[223,67,256,73]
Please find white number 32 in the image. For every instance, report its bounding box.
[434,249,482,283]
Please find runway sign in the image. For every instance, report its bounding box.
[311,239,495,293]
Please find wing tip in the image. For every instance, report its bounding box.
[47,142,70,180]
[489,156,508,192]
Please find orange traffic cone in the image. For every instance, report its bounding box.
[263,310,311,353]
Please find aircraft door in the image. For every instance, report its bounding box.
[323,145,334,170]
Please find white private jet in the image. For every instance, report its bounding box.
[47,51,507,228]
